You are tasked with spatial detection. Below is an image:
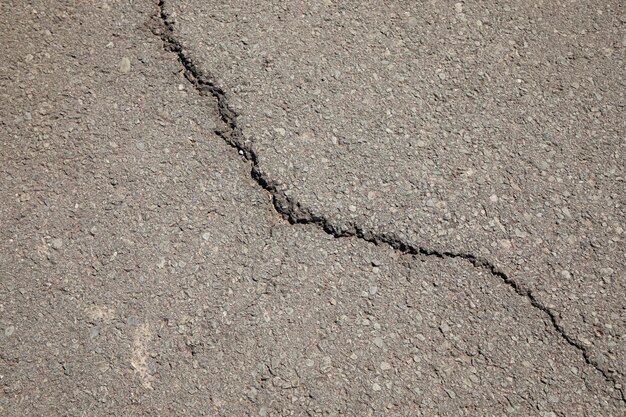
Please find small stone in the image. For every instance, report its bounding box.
[489,194,498,202]
[348,205,357,212]
[372,383,381,391]
[304,359,314,367]
[5,326,15,337]
[440,323,450,335]
[560,270,571,279]
[202,232,211,241]
[119,57,131,74]
[561,207,572,218]
[274,127,286,136]
[51,238,63,250]
[414,312,423,324]
[599,267,614,276]
[498,239,512,249]
[445,388,457,399]
[373,337,384,348]
[514,228,527,238]
[320,356,332,373]
[380,361,392,371]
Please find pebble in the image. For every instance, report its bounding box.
[5,326,15,337]
[380,361,392,371]
[599,267,613,276]
[51,238,63,250]
[498,239,512,249]
[560,270,571,279]
[119,57,131,74]
[373,337,384,348]
[372,383,381,391]
[202,232,211,241]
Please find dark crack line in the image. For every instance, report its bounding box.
[154,0,624,402]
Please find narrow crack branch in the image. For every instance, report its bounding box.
[154,0,624,402]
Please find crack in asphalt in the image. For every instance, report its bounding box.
[154,0,624,402]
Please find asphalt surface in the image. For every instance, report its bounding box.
[166,0,626,395]
[1,0,624,416]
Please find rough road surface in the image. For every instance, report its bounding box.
[1,0,624,416]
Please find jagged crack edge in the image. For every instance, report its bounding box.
[154,0,624,402]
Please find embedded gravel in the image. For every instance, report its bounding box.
[165,0,626,390]
[0,0,624,415]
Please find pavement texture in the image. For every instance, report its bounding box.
[0,0,624,416]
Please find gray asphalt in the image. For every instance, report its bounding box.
[1,0,624,415]
[167,0,626,394]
